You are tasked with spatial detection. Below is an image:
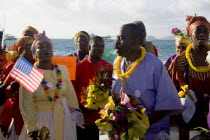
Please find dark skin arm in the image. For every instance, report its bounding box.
[148,110,170,124]
[29,131,38,140]
[163,61,170,70]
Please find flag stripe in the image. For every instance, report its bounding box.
[31,68,43,81]
[11,70,37,90]
[14,69,40,90]
[33,67,44,78]
[29,72,41,85]
[11,73,34,93]
[10,56,44,93]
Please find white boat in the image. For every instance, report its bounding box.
[4,34,16,40]
[102,35,115,42]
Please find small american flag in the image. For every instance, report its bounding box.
[121,93,136,110]
[121,93,130,105]
[10,56,44,93]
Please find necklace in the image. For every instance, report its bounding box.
[34,62,62,102]
[114,47,146,78]
[185,44,210,73]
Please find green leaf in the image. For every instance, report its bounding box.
[120,132,127,140]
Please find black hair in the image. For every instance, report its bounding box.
[89,36,104,46]
[121,23,144,43]
[133,20,146,34]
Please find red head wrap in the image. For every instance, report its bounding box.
[186,14,210,37]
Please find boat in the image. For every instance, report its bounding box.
[102,35,115,42]
[4,34,16,40]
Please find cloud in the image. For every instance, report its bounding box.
[0,0,209,39]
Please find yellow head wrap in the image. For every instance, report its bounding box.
[175,36,191,47]
[171,28,191,47]
[8,36,34,52]
[74,31,90,46]
[22,26,38,35]
[6,51,19,62]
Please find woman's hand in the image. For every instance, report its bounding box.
[29,131,38,140]
[0,83,8,106]
[10,81,20,95]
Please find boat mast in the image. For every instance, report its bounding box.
[1,15,5,49]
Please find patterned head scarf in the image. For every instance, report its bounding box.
[31,31,53,55]
[8,36,34,53]
[74,31,90,46]
[186,14,210,37]
[22,26,38,36]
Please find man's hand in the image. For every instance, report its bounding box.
[148,110,169,124]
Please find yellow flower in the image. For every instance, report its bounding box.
[84,84,109,110]
[178,85,188,98]
[178,91,185,98]
[105,96,115,110]
[101,122,113,131]
[99,109,108,118]
[181,85,188,92]
[95,119,102,126]
[85,103,98,110]
[95,120,113,132]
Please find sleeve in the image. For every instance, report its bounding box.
[1,63,15,84]
[153,60,182,112]
[62,66,79,110]
[152,45,158,57]
[72,63,82,102]
[107,63,113,86]
[168,58,181,89]
[19,86,37,133]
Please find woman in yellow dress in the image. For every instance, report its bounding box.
[19,31,79,140]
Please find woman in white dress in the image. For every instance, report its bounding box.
[19,31,79,140]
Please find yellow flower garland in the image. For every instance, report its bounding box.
[114,47,146,78]
[185,44,210,72]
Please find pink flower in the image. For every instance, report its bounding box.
[171,27,178,34]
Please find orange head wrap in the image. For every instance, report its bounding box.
[22,26,38,35]
[8,36,34,53]
[186,14,210,37]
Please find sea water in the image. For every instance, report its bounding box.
[5,39,176,64]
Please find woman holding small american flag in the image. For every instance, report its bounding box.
[0,36,35,140]
[19,31,80,140]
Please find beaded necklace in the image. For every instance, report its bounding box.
[34,62,62,102]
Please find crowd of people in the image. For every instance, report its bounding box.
[0,14,209,140]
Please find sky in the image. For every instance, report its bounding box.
[0,0,209,39]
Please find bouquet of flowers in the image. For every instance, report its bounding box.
[95,93,149,140]
[80,65,114,110]
[171,27,187,37]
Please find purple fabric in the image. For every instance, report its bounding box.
[112,53,182,140]
[208,101,210,129]
[164,54,177,64]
